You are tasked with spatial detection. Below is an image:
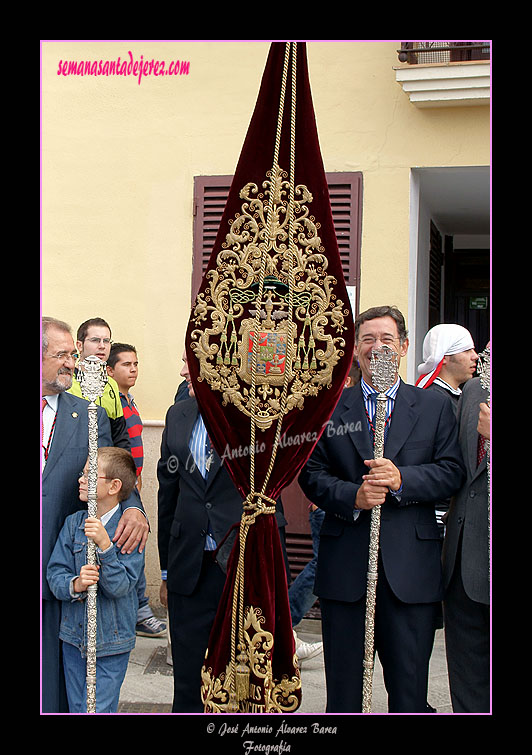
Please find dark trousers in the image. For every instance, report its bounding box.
[321,566,438,713]
[167,553,226,713]
[42,599,69,713]
[443,556,490,713]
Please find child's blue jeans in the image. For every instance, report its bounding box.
[62,641,130,713]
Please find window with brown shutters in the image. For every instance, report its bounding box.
[192,172,362,312]
[192,176,234,303]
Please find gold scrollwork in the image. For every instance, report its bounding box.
[190,166,348,431]
[201,606,301,714]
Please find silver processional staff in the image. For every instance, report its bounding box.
[79,355,108,714]
[362,344,398,713]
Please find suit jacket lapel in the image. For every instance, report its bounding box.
[340,384,374,462]
[176,399,225,491]
[175,400,204,486]
[472,452,487,481]
[205,445,224,484]
[468,405,488,483]
[382,381,420,461]
[462,380,488,482]
[340,381,420,462]
[465,404,479,479]
[42,392,82,483]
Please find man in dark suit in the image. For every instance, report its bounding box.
[299,306,465,713]
[442,375,490,712]
[41,317,149,712]
[157,352,288,713]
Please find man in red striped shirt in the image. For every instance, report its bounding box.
[107,344,144,488]
[107,343,166,638]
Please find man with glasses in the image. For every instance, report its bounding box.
[42,317,149,712]
[68,318,130,450]
[299,306,465,713]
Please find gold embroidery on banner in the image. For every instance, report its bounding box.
[201,605,301,713]
[190,166,349,431]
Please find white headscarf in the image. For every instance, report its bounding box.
[416,324,475,389]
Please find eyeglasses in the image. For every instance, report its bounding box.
[78,471,113,480]
[358,336,400,347]
[85,338,112,345]
[46,351,79,362]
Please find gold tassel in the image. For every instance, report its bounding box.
[226,692,239,713]
[235,643,250,702]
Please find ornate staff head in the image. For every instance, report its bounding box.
[477,342,490,395]
[78,355,108,403]
[78,355,108,520]
[370,345,398,395]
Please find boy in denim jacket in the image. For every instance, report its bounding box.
[47,447,144,713]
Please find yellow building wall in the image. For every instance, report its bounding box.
[42,40,489,610]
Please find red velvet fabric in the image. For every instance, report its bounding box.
[186,42,355,712]
[202,514,298,712]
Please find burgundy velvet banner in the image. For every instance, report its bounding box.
[186,42,354,499]
[186,42,355,712]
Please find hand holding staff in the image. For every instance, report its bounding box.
[361,345,398,713]
[79,355,108,714]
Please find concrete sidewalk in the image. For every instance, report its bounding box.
[118,619,452,714]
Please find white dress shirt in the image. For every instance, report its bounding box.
[42,393,59,470]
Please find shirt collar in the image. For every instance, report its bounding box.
[100,503,120,527]
[361,376,400,400]
[433,377,462,396]
[44,393,59,411]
